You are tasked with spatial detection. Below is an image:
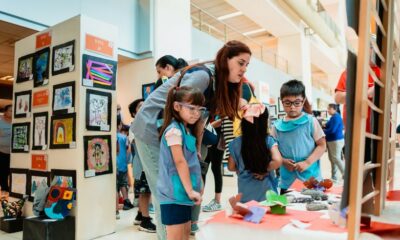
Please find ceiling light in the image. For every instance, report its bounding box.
[243,28,267,36]
[217,11,243,21]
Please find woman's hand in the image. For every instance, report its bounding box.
[283,158,296,172]
[188,190,202,205]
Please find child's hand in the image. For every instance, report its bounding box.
[252,172,268,180]
[188,190,202,205]
[283,159,296,171]
[294,161,310,172]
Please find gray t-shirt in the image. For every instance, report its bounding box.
[132,63,215,147]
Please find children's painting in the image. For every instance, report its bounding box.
[82,54,117,90]
[52,40,75,75]
[142,83,155,100]
[17,53,34,83]
[50,169,76,188]
[11,122,30,153]
[85,89,111,131]
[52,81,75,115]
[33,47,50,87]
[50,113,76,149]
[32,112,48,150]
[84,135,113,177]
[14,90,31,118]
[27,171,50,201]
[10,168,28,199]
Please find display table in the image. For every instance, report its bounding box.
[22,216,75,240]
[0,217,24,233]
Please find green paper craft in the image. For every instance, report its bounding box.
[260,190,288,214]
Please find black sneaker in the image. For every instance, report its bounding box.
[133,211,143,225]
[139,216,156,233]
[123,199,134,210]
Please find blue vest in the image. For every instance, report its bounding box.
[274,114,322,189]
[157,121,201,205]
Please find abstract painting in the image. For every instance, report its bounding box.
[27,170,50,201]
[84,135,113,177]
[85,89,111,131]
[11,122,30,153]
[82,54,117,90]
[52,81,75,115]
[10,168,28,199]
[16,53,34,83]
[52,40,75,76]
[142,83,155,100]
[50,113,76,149]
[33,47,50,87]
[14,90,31,118]
[50,169,76,188]
[32,112,48,150]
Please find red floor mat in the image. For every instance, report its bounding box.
[361,221,400,234]
[387,190,400,201]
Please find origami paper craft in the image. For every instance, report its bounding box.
[228,194,266,224]
[260,190,288,214]
[303,176,333,191]
[1,196,28,218]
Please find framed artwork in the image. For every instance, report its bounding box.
[278,113,286,119]
[52,40,75,76]
[52,81,75,115]
[268,105,277,119]
[142,83,155,100]
[11,122,30,153]
[320,110,328,119]
[33,89,49,108]
[84,135,113,177]
[32,112,48,150]
[27,170,50,201]
[82,54,117,90]
[50,113,76,149]
[31,154,48,171]
[10,168,28,199]
[50,169,76,188]
[16,53,34,83]
[33,47,50,87]
[14,90,32,118]
[278,97,285,113]
[85,89,111,131]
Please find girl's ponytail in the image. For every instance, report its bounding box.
[159,87,178,139]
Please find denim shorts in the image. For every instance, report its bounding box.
[116,171,128,190]
[160,204,192,225]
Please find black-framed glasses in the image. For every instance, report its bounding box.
[282,99,305,107]
[177,102,207,115]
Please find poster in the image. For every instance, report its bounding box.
[33,89,49,107]
[84,135,113,177]
[142,83,155,100]
[85,89,111,131]
[31,154,48,171]
[82,54,117,90]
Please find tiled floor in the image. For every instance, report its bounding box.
[1,151,399,240]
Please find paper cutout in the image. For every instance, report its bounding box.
[243,206,266,224]
[260,191,288,214]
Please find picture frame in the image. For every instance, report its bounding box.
[50,113,76,149]
[82,54,117,90]
[32,112,48,150]
[142,83,155,100]
[14,90,32,118]
[83,135,113,177]
[52,81,75,115]
[320,110,328,119]
[268,105,277,119]
[50,169,76,188]
[85,89,112,131]
[16,53,34,83]
[33,47,50,87]
[27,170,50,201]
[278,97,285,113]
[10,168,28,199]
[11,122,30,153]
[52,40,75,76]
[278,113,286,119]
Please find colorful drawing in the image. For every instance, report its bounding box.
[50,169,76,188]
[86,89,111,131]
[142,83,155,100]
[33,47,50,87]
[53,176,74,188]
[53,82,75,114]
[32,112,48,150]
[14,90,31,118]
[17,54,34,83]
[50,113,76,149]
[44,186,75,219]
[11,123,30,153]
[52,40,75,75]
[10,169,28,199]
[30,176,48,198]
[82,54,117,90]
[84,135,112,177]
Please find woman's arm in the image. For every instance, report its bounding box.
[227,155,237,171]
[268,145,283,171]
[295,137,326,172]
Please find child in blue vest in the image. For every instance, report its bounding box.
[157,86,204,239]
[228,103,282,202]
[271,80,326,194]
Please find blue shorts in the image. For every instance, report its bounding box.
[160,204,192,225]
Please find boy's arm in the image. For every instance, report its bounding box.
[268,145,282,171]
[295,137,326,172]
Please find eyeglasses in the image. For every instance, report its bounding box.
[282,99,305,107]
[177,102,206,115]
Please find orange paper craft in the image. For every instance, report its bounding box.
[387,190,400,201]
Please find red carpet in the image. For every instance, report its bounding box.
[387,190,400,201]
[361,221,400,234]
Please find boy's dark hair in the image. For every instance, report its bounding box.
[240,109,272,174]
[328,103,337,111]
[128,98,144,118]
[121,124,130,132]
[280,79,312,114]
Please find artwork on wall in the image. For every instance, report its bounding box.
[16,53,34,83]
[52,40,75,76]
[32,112,48,150]
[320,110,328,119]
[33,89,49,108]
[10,168,28,199]
[142,83,155,100]
[50,113,76,149]
[278,113,286,119]
[268,105,277,119]
[27,170,50,201]
[50,169,76,188]
[31,154,48,171]
[83,135,113,177]
[85,89,111,131]
[14,90,31,118]
[33,47,50,87]
[52,81,75,115]
[278,97,285,113]
[82,54,117,90]
[11,122,30,153]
